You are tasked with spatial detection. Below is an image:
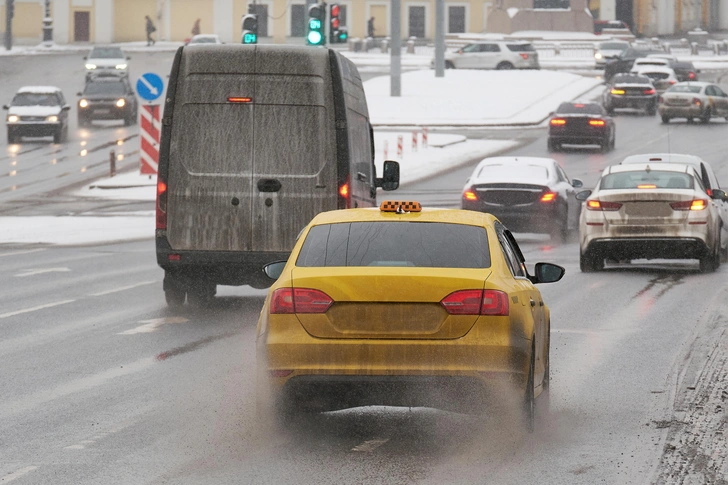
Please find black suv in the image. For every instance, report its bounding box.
[77,76,138,127]
[603,73,657,115]
[604,48,666,81]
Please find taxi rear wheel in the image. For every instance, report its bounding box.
[522,346,535,433]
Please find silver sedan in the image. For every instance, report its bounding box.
[658,82,728,124]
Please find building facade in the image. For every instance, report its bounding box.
[1,0,728,44]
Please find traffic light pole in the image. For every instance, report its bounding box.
[390,0,401,97]
[434,0,445,77]
[5,0,14,51]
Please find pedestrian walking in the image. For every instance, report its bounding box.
[191,18,201,37]
[367,17,375,38]
[145,15,157,46]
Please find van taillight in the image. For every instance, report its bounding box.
[519,53,529,60]
[338,176,350,209]
[440,289,509,316]
[156,178,167,230]
[270,288,333,314]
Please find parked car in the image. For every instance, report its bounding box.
[435,41,540,70]
[658,82,728,124]
[594,41,631,69]
[84,46,130,81]
[594,20,631,35]
[77,76,138,127]
[257,200,564,431]
[548,102,616,153]
[672,61,699,82]
[186,34,223,45]
[3,86,70,144]
[603,73,657,115]
[620,153,728,260]
[577,162,725,272]
[604,47,666,81]
[632,66,678,94]
[461,157,583,242]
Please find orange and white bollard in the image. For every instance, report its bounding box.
[412,131,418,152]
[383,139,389,159]
[422,127,428,148]
[397,135,403,158]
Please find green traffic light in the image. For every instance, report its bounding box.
[307,31,323,45]
[339,31,348,41]
[309,19,322,29]
[243,33,257,44]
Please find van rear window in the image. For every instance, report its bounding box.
[296,222,491,268]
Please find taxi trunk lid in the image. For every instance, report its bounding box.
[290,267,492,339]
[597,189,695,225]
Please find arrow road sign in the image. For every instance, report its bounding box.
[136,72,164,102]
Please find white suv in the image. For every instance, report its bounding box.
[433,41,540,70]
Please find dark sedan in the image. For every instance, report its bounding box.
[461,156,583,242]
[603,73,657,115]
[604,47,665,81]
[77,76,138,127]
[672,61,698,82]
[548,102,616,152]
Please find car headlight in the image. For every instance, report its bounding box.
[595,52,603,60]
[7,115,19,123]
[79,99,89,108]
[115,64,127,70]
[85,63,97,70]
[116,99,126,108]
[46,115,58,122]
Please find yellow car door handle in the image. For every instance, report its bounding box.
[530,299,536,307]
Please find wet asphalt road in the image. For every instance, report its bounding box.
[1,52,728,484]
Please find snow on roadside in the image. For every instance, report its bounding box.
[365,69,603,126]
[0,214,153,245]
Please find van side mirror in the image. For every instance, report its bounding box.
[376,160,399,191]
[2,105,8,110]
[263,261,287,280]
[575,189,592,201]
[572,178,583,188]
[533,262,565,284]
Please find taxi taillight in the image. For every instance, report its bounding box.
[270,288,333,314]
[156,178,167,230]
[440,289,509,316]
[586,199,622,211]
[670,199,707,211]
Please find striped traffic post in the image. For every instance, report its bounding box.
[422,127,428,148]
[412,130,418,152]
[397,135,403,158]
[140,104,161,175]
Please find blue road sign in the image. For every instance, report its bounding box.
[136,73,164,102]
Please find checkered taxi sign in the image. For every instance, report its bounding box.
[379,200,422,213]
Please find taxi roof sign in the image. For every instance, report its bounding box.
[380,200,422,213]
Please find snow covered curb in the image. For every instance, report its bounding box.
[365,69,604,127]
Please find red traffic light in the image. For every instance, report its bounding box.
[331,18,339,29]
[331,4,340,17]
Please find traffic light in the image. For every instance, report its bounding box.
[7,0,15,19]
[307,2,326,46]
[241,4,258,44]
[329,4,347,44]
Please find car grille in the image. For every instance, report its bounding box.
[20,116,47,121]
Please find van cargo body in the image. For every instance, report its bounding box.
[156,45,379,305]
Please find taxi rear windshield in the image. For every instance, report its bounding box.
[600,171,694,190]
[296,222,491,268]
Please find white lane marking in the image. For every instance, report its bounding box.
[0,357,155,420]
[118,316,189,335]
[0,299,75,320]
[64,445,85,450]
[2,466,38,482]
[14,267,70,278]
[0,248,45,258]
[351,438,390,452]
[89,280,155,297]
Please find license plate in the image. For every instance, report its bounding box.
[94,109,110,114]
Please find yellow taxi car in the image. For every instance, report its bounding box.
[256,201,565,431]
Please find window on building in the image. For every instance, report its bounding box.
[448,6,466,33]
[291,4,305,37]
[408,6,425,38]
[533,0,570,8]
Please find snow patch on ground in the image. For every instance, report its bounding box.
[0,215,153,245]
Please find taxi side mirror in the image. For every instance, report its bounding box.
[376,160,399,191]
[575,189,592,201]
[263,261,287,280]
[533,262,565,284]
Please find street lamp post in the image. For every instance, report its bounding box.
[42,0,53,46]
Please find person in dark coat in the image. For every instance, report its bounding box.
[145,15,156,46]
[191,18,201,37]
[367,17,375,38]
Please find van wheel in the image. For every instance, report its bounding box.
[165,287,186,308]
[187,283,216,307]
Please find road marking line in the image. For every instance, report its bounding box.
[2,466,38,482]
[64,445,85,450]
[351,438,389,452]
[0,299,75,319]
[14,267,70,278]
[0,248,45,258]
[90,280,155,297]
[118,316,189,335]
